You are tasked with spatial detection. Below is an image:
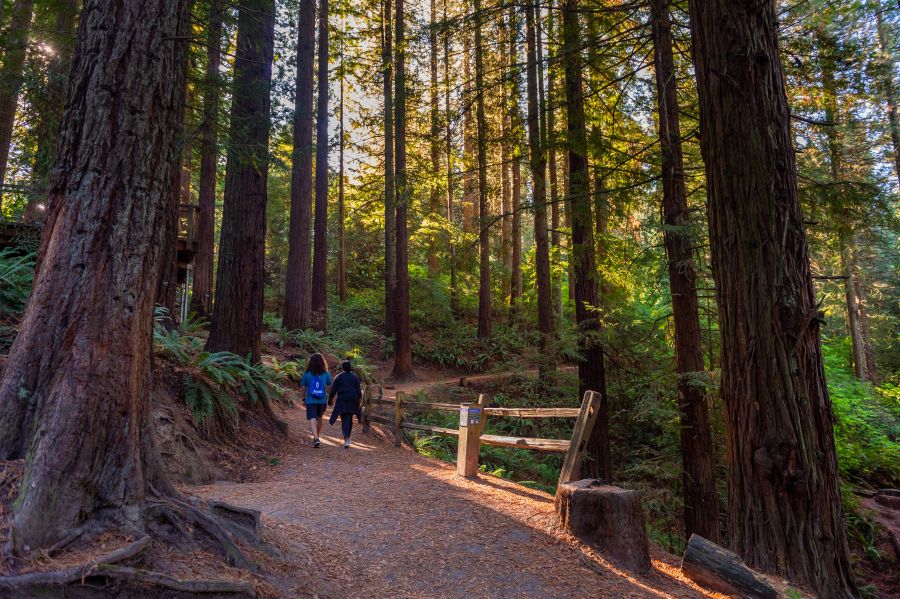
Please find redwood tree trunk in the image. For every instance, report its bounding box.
[562,0,610,480]
[382,0,396,336]
[547,3,562,319]
[508,3,523,315]
[474,0,491,339]
[0,0,188,550]
[0,0,35,212]
[650,0,719,542]
[191,0,224,318]
[338,39,346,303]
[392,0,413,379]
[206,0,275,362]
[428,0,441,278]
[525,0,554,376]
[462,36,476,234]
[284,0,317,331]
[444,0,458,316]
[687,1,856,595]
[311,0,330,330]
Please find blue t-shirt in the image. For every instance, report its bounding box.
[301,371,332,404]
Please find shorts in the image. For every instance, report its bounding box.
[306,403,327,420]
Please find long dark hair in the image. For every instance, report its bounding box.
[305,353,328,376]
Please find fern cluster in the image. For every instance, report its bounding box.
[154,307,300,434]
[0,249,35,314]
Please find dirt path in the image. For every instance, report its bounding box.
[194,386,722,598]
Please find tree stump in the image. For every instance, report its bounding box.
[681,534,777,599]
[555,479,651,574]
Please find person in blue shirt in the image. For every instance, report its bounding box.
[300,353,332,448]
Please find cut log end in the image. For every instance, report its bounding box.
[555,479,651,574]
[681,534,777,599]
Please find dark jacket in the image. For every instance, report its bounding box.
[328,371,362,423]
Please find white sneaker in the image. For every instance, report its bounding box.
[342,438,351,449]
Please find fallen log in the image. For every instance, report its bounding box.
[555,479,651,574]
[681,534,777,599]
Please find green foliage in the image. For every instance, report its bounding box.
[824,338,900,486]
[412,323,538,372]
[0,249,35,314]
[154,307,299,433]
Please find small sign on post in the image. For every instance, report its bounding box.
[456,394,488,478]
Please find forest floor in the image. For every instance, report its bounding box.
[192,366,728,599]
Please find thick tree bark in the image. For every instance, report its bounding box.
[562,0,610,481]
[428,0,441,278]
[0,0,35,212]
[392,0,413,379]
[0,0,189,550]
[382,0,396,336]
[444,0,458,316]
[191,0,224,318]
[206,0,275,363]
[284,0,316,331]
[650,0,719,543]
[23,0,77,223]
[311,0,330,330]
[501,29,512,305]
[474,0,491,339]
[687,1,856,596]
[525,0,554,376]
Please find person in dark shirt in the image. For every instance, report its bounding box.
[328,360,362,448]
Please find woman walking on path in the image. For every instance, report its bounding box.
[329,360,362,448]
[300,353,332,447]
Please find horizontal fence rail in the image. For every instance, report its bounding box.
[360,384,603,490]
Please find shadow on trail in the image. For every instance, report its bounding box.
[193,406,715,598]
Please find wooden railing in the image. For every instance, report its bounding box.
[360,385,603,490]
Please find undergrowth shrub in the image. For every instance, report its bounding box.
[154,308,300,435]
[0,249,34,314]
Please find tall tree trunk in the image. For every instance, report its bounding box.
[500,29,512,305]
[0,0,189,550]
[525,0,554,376]
[338,21,346,304]
[650,0,719,542]
[23,0,77,223]
[382,0,396,336]
[0,0,35,212]
[206,0,276,363]
[562,0,610,480]
[428,0,441,277]
[462,36,477,234]
[392,0,413,379]
[444,0,458,316]
[850,241,877,380]
[191,0,224,318]
[547,2,563,319]
[311,0,330,330]
[687,1,856,595]
[840,241,868,380]
[509,3,523,315]
[876,3,900,190]
[284,0,316,330]
[819,29,871,383]
[474,0,491,338]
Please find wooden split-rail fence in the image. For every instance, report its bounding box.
[358,383,604,490]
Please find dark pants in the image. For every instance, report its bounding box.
[340,413,353,438]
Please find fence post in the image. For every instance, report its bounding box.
[394,390,404,447]
[557,390,603,490]
[456,393,488,477]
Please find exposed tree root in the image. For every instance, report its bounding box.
[1,496,267,598]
